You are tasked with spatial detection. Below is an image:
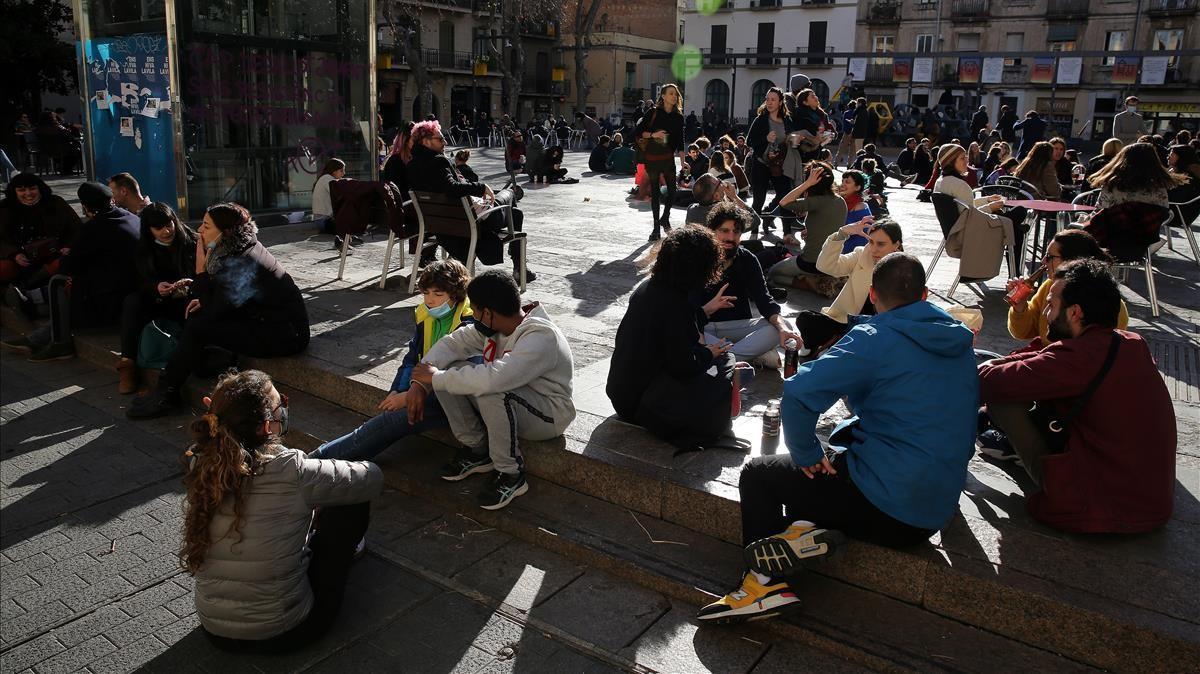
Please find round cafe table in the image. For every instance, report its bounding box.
[1002,200,1096,270]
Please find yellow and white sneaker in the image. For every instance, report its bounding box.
[744,522,845,578]
[696,573,800,624]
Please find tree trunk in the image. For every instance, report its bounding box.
[572,0,602,115]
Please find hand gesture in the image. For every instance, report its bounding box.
[841,216,873,238]
[184,298,202,318]
[706,339,733,358]
[777,327,802,348]
[703,283,737,317]
[804,165,825,185]
[652,130,668,142]
[195,235,208,274]
[157,281,174,297]
[406,383,428,424]
[800,456,837,479]
[378,390,408,412]
[14,253,31,267]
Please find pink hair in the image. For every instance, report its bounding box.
[390,126,414,163]
[411,120,443,146]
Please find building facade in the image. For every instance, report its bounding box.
[855,0,1200,139]
[560,0,679,124]
[681,0,857,125]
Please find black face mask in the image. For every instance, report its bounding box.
[475,311,498,338]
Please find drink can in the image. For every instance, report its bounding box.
[783,339,799,378]
[1006,279,1033,306]
[762,399,781,437]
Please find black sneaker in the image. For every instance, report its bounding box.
[977,429,1020,462]
[127,387,183,420]
[648,230,661,242]
[440,447,494,482]
[477,471,528,510]
[513,267,537,284]
[28,341,75,362]
[1,335,35,354]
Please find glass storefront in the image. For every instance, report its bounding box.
[74,0,375,220]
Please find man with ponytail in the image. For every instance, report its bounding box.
[182,370,382,649]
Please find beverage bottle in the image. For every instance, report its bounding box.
[1006,265,1045,306]
[783,339,799,378]
[762,399,781,437]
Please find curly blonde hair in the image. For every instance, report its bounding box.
[180,370,279,575]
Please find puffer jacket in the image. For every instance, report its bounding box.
[194,447,383,640]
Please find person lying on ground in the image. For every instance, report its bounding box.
[312,260,475,464]
[183,370,383,651]
[127,202,310,419]
[3,182,139,362]
[699,252,977,624]
[978,259,1175,534]
[408,271,574,510]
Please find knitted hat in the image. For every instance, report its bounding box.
[77,181,113,212]
[789,74,811,92]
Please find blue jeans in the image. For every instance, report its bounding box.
[312,393,448,461]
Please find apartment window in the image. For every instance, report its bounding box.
[1049,41,1076,52]
[757,22,775,65]
[1153,29,1184,66]
[710,24,728,64]
[916,34,934,53]
[1103,30,1127,66]
[1004,32,1023,66]
[957,33,980,51]
[807,21,828,64]
[872,35,894,64]
[1047,24,1077,52]
[625,63,636,90]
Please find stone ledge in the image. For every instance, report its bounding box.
[5,314,1197,672]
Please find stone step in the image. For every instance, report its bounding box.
[5,313,1197,673]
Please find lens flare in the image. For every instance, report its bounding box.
[672,45,703,82]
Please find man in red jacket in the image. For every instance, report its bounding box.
[978,260,1176,533]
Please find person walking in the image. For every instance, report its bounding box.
[634,84,686,241]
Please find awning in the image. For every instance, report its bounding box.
[1047,24,1079,42]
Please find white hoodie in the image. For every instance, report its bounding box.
[424,302,575,430]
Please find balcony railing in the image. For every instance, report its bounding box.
[381,48,477,71]
[745,46,782,66]
[951,0,990,20]
[1047,0,1089,16]
[866,61,896,81]
[865,0,902,23]
[800,0,835,5]
[796,45,836,65]
[748,0,781,8]
[1146,0,1197,14]
[622,87,644,104]
[700,47,733,66]
[684,0,735,10]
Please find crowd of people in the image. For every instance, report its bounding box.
[0,75,1189,653]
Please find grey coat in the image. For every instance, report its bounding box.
[194,447,383,640]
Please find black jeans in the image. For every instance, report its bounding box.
[795,310,848,355]
[442,189,524,266]
[750,161,794,233]
[646,160,677,233]
[205,502,370,653]
[738,434,934,548]
[161,313,309,391]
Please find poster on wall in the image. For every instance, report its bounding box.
[82,32,176,207]
[1112,56,1139,85]
[847,58,867,82]
[892,58,912,84]
[1057,57,1082,85]
[1031,58,1055,84]
[981,58,1004,84]
[958,57,982,84]
[1140,56,1169,85]
[913,58,933,83]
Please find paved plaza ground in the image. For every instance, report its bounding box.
[1,146,1197,673]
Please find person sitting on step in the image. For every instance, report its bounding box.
[978,260,1175,534]
[691,202,800,367]
[0,172,80,294]
[699,252,978,624]
[116,202,197,394]
[3,182,139,362]
[407,271,575,510]
[312,260,474,462]
[127,203,310,419]
[183,370,383,651]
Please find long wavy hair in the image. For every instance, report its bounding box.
[1014,142,1054,183]
[180,370,280,575]
[1089,142,1188,192]
[756,86,790,119]
[655,83,683,114]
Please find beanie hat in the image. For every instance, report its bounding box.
[78,182,113,212]
[790,74,811,92]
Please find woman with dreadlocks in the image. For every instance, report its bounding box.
[180,369,382,651]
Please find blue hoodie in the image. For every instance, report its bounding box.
[782,300,979,530]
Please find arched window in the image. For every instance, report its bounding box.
[810,78,830,107]
[704,79,730,119]
[750,79,775,109]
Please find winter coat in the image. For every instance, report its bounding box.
[0,192,81,260]
[783,301,978,530]
[194,448,383,639]
[1013,116,1047,158]
[329,180,409,237]
[1112,110,1145,145]
[59,206,140,322]
[390,299,474,392]
[814,230,874,323]
[979,327,1175,534]
[943,196,1015,280]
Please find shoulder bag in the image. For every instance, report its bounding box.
[1028,332,1121,453]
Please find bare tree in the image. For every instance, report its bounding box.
[570,0,603,115]
[379,1,436,120]
[483,0,562,120]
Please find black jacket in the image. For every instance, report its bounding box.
[406,144,486,199]
[61,206,140,301]
[634,107,685,155]
[747,112,799,164]
[0,193,81,260]
[1013,117,1047,157]
[997,111,1019,142]
[195,240,309,338]
[135,236,196,300]
[382,155,408,195]
[589,145,611,172]
[457,163,479,183]
[853,107,879,139]
[689,247,780,324]
[897,147,916,174]
[971,110,989,135]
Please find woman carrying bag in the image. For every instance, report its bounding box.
[747,87,798,236]
[634,84,685,242]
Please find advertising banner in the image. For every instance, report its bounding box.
[1140,56,1169,85]
[958,57,982,84]
[847,57,867,81]
[1112,56,1139,85]
[913,57,934,83]
[1057,57,1082,85]
[981,57,1004,84]
[892,58,912,83]
[1031,57,1055,84]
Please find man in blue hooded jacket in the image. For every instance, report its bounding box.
[698,252,978,624]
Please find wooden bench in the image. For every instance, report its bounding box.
[407,190,528,293]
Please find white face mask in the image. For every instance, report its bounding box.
[154,238,172,247]
[1127,105,1137,113]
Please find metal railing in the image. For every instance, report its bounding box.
[866,0,902,22]
[1047,0,1089,16]
[951,0,990,19]
[700,47,733,66]
[1147,0,1197,12]
[748,0,782,8]
[745,46,782,66]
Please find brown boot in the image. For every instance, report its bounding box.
[138,368,161,396]
[117,358,139,395]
